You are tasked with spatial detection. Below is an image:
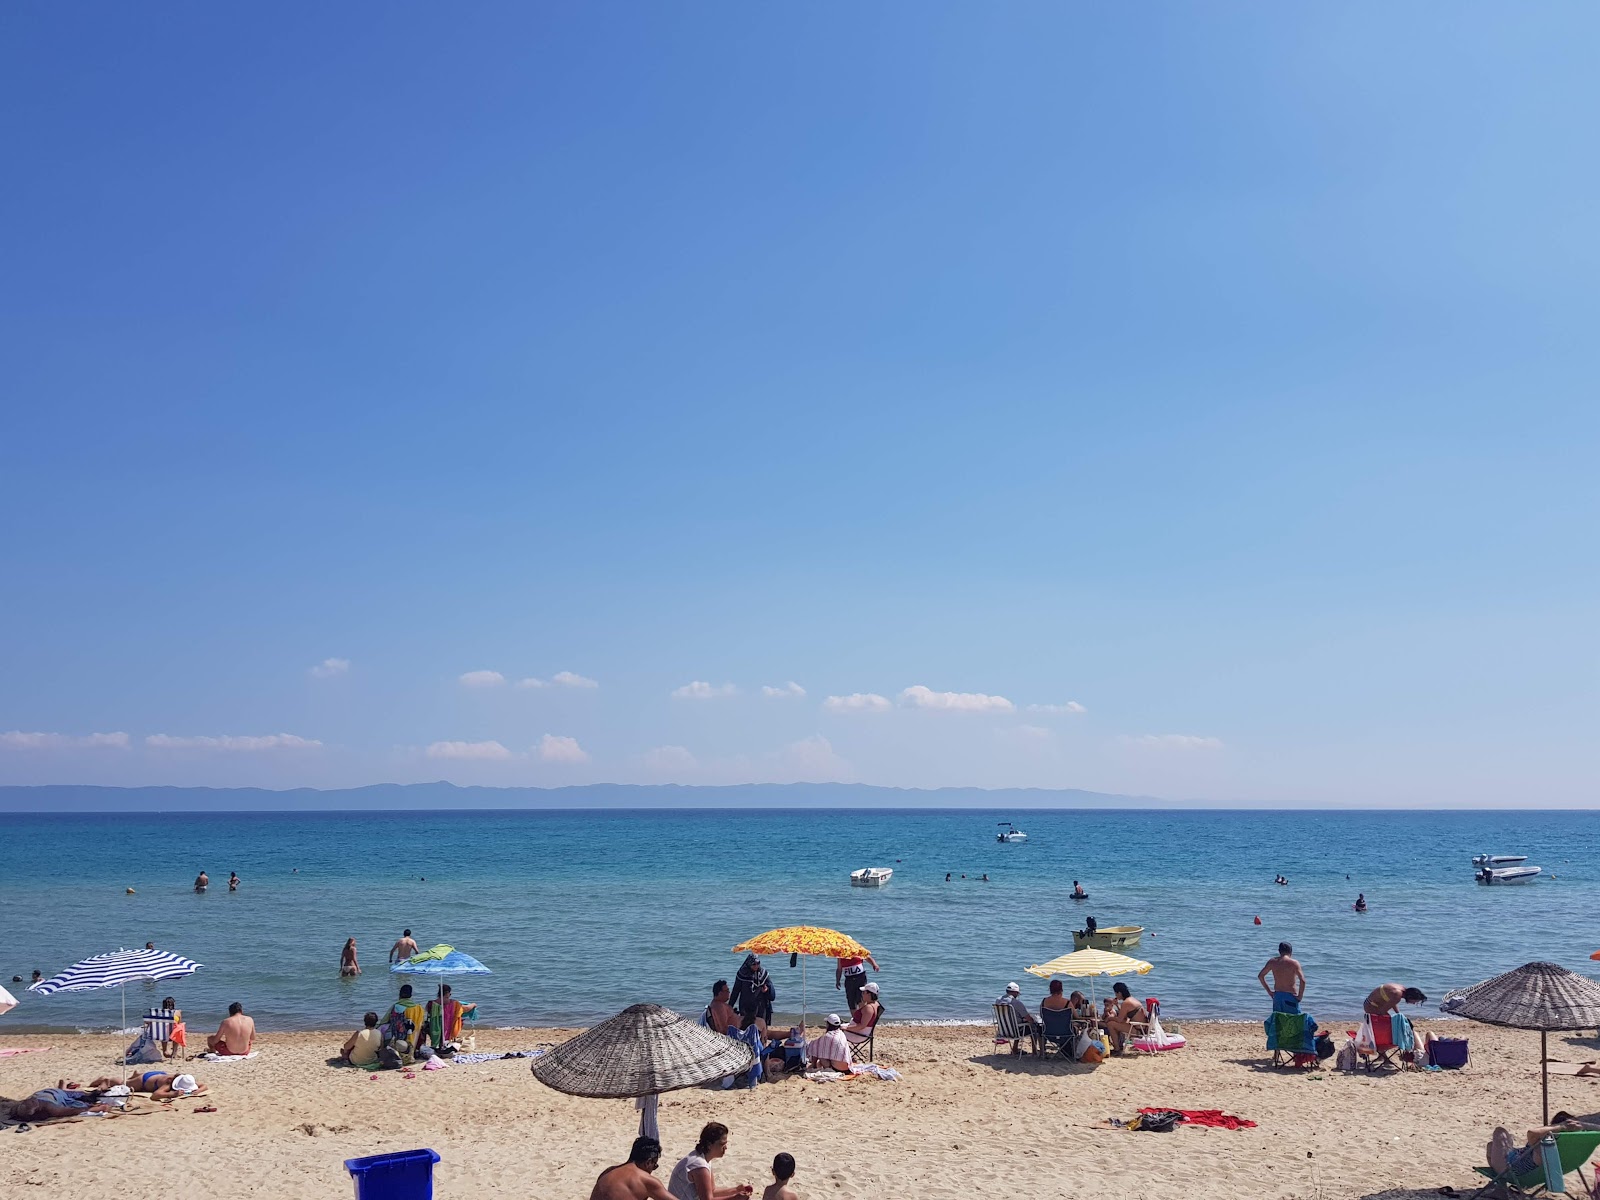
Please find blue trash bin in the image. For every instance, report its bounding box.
[344,1148,441,1199]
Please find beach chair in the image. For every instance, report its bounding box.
[144,1007,187,1060]
[1470,1130,1600,1198]
[1358,1013,1401,1072]
[992,1003,1038,1056]
[845,1002,882,1063]
[1038,1006,1076,1059]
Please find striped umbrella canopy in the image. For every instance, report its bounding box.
[1441,961,1600,1123]
[732,926,871,1031]
[1026,948,1153,1007]
[29,947,202,1047]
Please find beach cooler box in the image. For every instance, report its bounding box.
[1429,1037,1470,1069]
[345,1149,441,1200]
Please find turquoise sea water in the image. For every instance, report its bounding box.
[3,808,1596,1034]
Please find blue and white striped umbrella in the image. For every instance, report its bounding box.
[30,947,202,995]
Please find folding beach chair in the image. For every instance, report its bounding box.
[992,1002,1038,1056]
[1358,1013,1401,1072]
[845,1002,882,1063]
[144,1007,187,1060]
[1038,1006,1076,1059]
[1470,1130,1600,1198]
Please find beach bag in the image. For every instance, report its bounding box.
[1336,1038,1358,1072]
[377,1045,404,1070]
[1429,1036,1470,1069]
[1133,1110,1182,1133]
[1079,1038,1105,1064]
[124,1029,164,1064]
[1315,1032,1335,1060]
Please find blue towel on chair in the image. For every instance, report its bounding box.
[1390,1013,1415,1053]
[737,1026,765,1088]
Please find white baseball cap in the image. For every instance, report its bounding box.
[862,982,879,996]
[825,1013,843,1028]
[1005,982,1020,994]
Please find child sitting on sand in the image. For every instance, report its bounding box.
[763,1153,798,1200]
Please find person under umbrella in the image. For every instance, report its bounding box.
[730,956,774,1034]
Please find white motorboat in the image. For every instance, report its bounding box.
[996,822,1028,843]
[1475,865,1542,885]
[1471,854,1528,868]
[850,867,893,887]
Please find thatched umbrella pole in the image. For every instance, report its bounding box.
[1542,1029,1549,1125]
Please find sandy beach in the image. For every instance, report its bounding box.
[6,1020,1600,1199]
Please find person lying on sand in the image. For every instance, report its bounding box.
[590,1136,674,1200]
[9,1087,114,1122]
[1488,1112,1600,1176]
[87,1071,205,1101]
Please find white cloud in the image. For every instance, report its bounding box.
[823,692,892,713]
[537,734,589,764]
[425,739,513,760]
[0,730,131,750]
[1120,733,1224,750]
[671,681,737,700]
[643,745,698,772]
[459,670,507,688]
[515,677,547,689]
[898,685,1015,713]
[773,734,852,781]
[309,657,350,679]
[552,671,598,689]
[1027,701,1086,715]
[761,681,806,698]
[146,733,322,751]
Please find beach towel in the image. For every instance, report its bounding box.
[1272,992,1301,1014]
[1266,1011,1317,1054]
[850,1063,902,1081]
[1390,1012,1415,1053]
[199,1050,259,1062]
[736,1025,765,1088]
[1138,1107,1256,1130]
[0,1047,51,1058]
[453,1049,545,1065]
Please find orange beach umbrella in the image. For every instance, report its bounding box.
[732,926,871,1031]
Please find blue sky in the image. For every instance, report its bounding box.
[2,4,1595,804]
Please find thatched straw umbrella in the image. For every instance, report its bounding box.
[531,1004,755,1138]
[1441,961,1600,1123]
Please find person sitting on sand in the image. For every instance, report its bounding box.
[591,1136,674,1200]
[705,980,741,1036]
[667,1121,753,1200]
[207,1001,255,1056]
[1102,982,1148,1054]
[806,1015,853,1072]
[340,937,361,977]
[1258,942,1306,1012]
[1363,983,1425,1016]
[8,1086,115,1122]
[339,1012,383,1066]
[1488,1112,1600,1178]
[762,1153,798,1200]
[389,929,418,964]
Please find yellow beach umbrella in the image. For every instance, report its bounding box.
[1026,948,1153,1008]
[732,926,871,1031]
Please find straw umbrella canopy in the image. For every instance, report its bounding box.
[1026,948,1154,1007]
[532,1003,754,1139]
[732,926,871,1032]
[1441,961,1600,1123]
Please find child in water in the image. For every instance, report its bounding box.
[763,1153,798,1200]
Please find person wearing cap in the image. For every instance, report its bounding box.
[995,982,1040,1055]
[805,1014,854,1071]
[844,981,881,1038]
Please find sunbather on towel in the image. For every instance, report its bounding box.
[207,1001,256,1055]
[9,1087,114,1121]
[1103,983,1147,1054]
[89,1070,205,1100]
[1488,1113,1600,1175]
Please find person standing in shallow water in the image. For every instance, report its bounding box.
[194,870,209,893]
[228,872,239,892]
[390,929,418,963]
[340,938,361,976]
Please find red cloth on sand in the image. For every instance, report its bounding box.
[1138,1108,1257,1130]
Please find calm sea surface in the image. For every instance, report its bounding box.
[3,808,1596,1033]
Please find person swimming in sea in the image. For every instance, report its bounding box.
[1354,893,1368,912]
[1071,880,1088,899]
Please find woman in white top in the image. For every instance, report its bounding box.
[667,1122,753,1200]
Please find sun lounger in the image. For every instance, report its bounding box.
[1470,1130,1600,1198]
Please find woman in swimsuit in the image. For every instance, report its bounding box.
[340,937,361,976]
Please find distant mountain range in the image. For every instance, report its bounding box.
[0,781,1165,812]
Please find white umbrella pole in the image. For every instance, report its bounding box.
[120,984,128,1063]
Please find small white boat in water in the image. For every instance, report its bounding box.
[850,867,893,887]
[1471,854,1528,868]
[996,822,1028,843]
[1476,864,1542,885]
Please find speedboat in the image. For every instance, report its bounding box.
[1476,865,1542,885]
[1073,924,1144,951]
[850,867,893,887]
[1471,854,1528,869]
[996,822,1028,843]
